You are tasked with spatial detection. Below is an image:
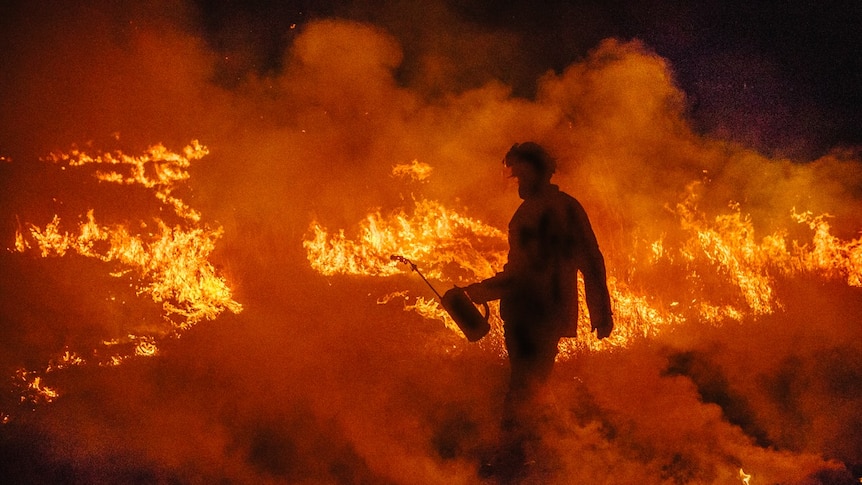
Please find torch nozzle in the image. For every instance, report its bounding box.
[389,255,442,300]
[390,254,410,265]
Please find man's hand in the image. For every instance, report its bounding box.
[465,282,493,304]
[591,313,614,340]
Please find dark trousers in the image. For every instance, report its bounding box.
[501,321,560,455]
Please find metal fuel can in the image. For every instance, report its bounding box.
[441,286,490,342]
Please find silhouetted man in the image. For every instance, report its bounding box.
[466,142,613,478]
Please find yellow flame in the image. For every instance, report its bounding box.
[134,338,158,357]
[17,210,241,328]
[739,467,752,485]
[304,198,506,281]
[45,349,86,373]
[676,193,777,315]
[791,210,862,286]
[44,140,208,222]
[29,377,58,402]
[392,159,434,182]
[668,183,862,319]
[14,369,59,405]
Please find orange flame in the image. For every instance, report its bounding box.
[304,197,506,282]
[43,140,209,222]
[791,210,862,286]
[16,209,241,328]
[391,159,434,182]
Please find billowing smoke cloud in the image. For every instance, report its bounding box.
[1,1,860,484]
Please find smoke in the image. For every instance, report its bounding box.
[1,1,861,483]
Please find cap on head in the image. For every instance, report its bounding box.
[503,142,556,178]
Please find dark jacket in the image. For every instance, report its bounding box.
[475,185,612,338]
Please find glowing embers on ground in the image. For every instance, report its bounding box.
[9,141,242,415]
[303,168,862,354]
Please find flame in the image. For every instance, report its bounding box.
[739,468,752,485]
[16,208,240,328]
[302,166,862,355]
[791,210,862,286]
[43,140,209,222]
[6,141,241,418]
[304,198,506,281]
[45,349,86,373]
[666,183,862,316]
[678,203,778,315]
[14,369,59,406]
[392,159,434,182]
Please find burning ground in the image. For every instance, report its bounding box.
[1,3,861,484]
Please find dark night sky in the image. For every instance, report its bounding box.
[0,0,859,160]
[189,0,862,161]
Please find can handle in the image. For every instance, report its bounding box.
[455,285,489,322]
[480,301,490,322]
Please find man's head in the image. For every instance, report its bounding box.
[503,142,556,199]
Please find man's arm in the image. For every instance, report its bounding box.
[571,201,614,339]
[465,267,510,304]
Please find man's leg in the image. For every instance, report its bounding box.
[498,324,559,475]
